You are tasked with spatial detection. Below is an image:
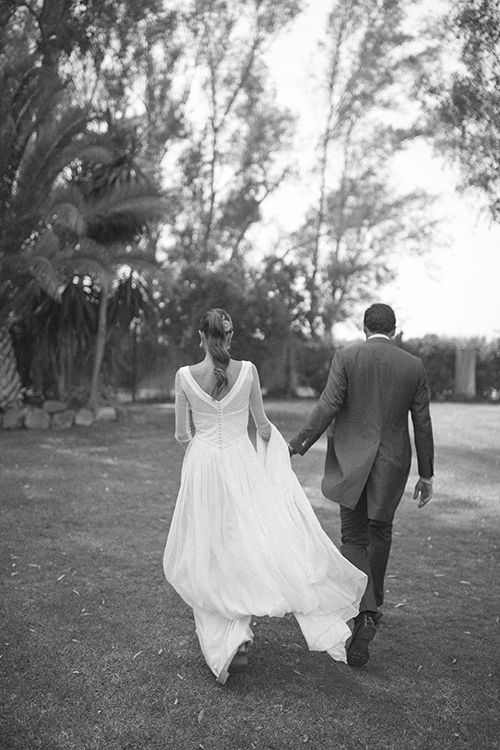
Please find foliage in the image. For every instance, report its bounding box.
[285,0,439,337]
[476,340,500,399]
[0,0,456,405]
[10,280,97,402]
[158,258,306,395]
[400,336,456,401]
[167,0,299,264]
[0,0,177,407]
[295,339,335,396]
[0,327,22,409]
[48,158,167,406]
[438,0,500,217]
[103,273,161,400]
[0,65,111,317]
[284,334,500,402]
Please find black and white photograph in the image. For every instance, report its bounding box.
[1,1,499,748]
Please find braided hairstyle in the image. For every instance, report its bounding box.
[199,308,233,399]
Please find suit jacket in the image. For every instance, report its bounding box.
[289,337,434,521]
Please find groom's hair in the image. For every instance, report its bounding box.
[363,303,396,334]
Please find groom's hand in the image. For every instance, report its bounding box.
[413,477,433,508]
[288,443,296,457]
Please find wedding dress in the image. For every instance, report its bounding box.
[163,360,366,683]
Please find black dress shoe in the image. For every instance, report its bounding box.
[346,612,377,667]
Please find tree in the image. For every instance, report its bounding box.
[160,255,306,395]
[167,0,299,264]
[0,4,113,407]
[10,280,96,403]
[438,0,500,217]
[47,155,167,407]
[0,328,22,410]
[0,0,175,408]
[293,135,434,335]
[285,0,438,338]
[103,273,159,402]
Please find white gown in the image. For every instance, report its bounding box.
[163,360,367,683]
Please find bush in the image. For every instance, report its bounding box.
[477,341,500,400]
[399,336,456,401]
[295,340,334,396]
[293,335,500,402]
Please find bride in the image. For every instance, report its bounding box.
[163,308,366,684]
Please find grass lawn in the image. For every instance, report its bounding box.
[1,402,499,750]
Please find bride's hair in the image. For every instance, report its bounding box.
[199,308,233,398]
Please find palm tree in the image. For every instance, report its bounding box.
[0,328,22,410]
[48,171,167,407]
[11,280,97,403]
[0,54,111,408]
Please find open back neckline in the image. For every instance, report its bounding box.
[185,360,247,404]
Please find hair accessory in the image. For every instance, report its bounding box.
[222,319,232,333]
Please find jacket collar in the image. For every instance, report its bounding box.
[365,334,395,345]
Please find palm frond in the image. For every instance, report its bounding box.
[59,237,111,278]
[15,107,91,199]
[50,201,87,237]
[29,227,61,260]
[83,183,168,244]
[49,183,86,213]
[87,182,168,220]
[25,256,65,302]
[49,139,115,179]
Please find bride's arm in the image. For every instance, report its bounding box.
[249,362,272,440]
[174,369,192,445]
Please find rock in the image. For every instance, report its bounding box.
[2,407,25,430]
[115,405,128,420]
[25,408,51,430]
[94,406,117,422]
[75,408,94,427]
[51,409,76,430]
[43,399,68,414]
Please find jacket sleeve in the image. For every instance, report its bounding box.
[288,350,347,455]
[410,360,434,477]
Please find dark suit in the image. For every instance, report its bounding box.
[289,336,434,613]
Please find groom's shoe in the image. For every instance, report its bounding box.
[346,612,377,667]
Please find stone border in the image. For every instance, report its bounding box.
[0,401,122,430]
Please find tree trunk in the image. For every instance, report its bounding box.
[88,278,110,409]
[131,318,138,403]
[284,333,298,398]
[0,326,22,409]
[454,346,477,400]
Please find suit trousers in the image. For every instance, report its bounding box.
[339,486,393,613]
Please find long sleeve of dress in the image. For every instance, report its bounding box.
[174,369,192,444]
[249,363,272,440]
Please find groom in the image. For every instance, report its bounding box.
[288,303,434,667]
